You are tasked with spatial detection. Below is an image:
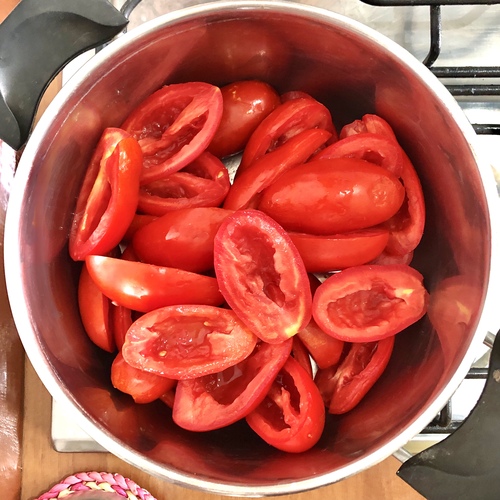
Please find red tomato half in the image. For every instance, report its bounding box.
[133,207,233,273]
[246,356,325,453]
[237,97,335,175]
[340,114,425,255]
[78,262,115,353]
[312,264,428,342]
[214,210,312,344]
[315,336,394,414]
[297,319,344,370]
[223,128,331,211]
[121,305,258,379]
[137,151,230,216]
[172,339,292,432]
[383,152,426,256]
[258,158,405,235]
[313,132,403,177]
[340,113,398,142]
[208,80,281,158]
[111,352,176,404]
[69,128,143,261]
[85,255,224,313]
[288,228,390,273]
[122,82,223,184]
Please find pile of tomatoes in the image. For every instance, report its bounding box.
[70,80,429,453]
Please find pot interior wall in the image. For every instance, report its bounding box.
[14,5,491,489]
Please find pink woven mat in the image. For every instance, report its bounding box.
[36,471,157,499]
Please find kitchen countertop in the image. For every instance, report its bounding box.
[0,2,425,499]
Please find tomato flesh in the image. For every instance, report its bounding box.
[246,356,325,453]
[122,305,258,380]
[214,210,312,344]
[312,264,428,342]
[69,128,143,261]
[315,336,395,414]
[122,82,223,184]
[173,339,292,431]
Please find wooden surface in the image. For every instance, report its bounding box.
[21,360,424,499]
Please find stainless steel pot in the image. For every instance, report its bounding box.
[3,0,500,496]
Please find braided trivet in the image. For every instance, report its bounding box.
[36,471,157,499]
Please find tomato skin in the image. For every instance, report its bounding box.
[78,262,115,353]
[133,207,233,273]
[214,209,312,344]
[238,97,335,176]
[258,158,405,235]
[122,82,223,184]
[312,264,429,342]
[173,338,292,432]
[288,228,390,273]
[122,305,258,380]
[122,213,158,242]
[223,128,331,211]
[111,303,133,351]
[69,128,143,261]
[85,255,224,313]
[313,132,403,177]
[315,336,394,414]
[297,319,344,370]
[137,151,230,216]
[246,356,325,453]
[111,352,176,404]
[208,80,281,158]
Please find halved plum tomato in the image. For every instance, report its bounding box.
[111,352,176,404]
[258,158,405,235]
[78,262,115,353]
[313,132,403,177]
[133,207,233,273]
[85,255,224,313]
[121,305,258,380]
[297,319,344,370]
[288,228,390,273]
[312,264,428,342]
[172,338,292,432]
[237,97,336,176]
[383,152,426,255]
[340,113,398,142]
[223,128,331,211]
[340,114,425,255]
[208,80,281,158]
[69,128,143,261]
[122,82,223,184]
[137,151,230,216]
[246,356,325,453]
[214,209,312,344]
[315,336,394,414]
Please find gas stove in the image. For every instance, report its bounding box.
[52,0,500,463]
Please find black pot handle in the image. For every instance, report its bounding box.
[0,0,128,151]
[398,329,500,500]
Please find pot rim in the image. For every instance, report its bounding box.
[5,0,500,495]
